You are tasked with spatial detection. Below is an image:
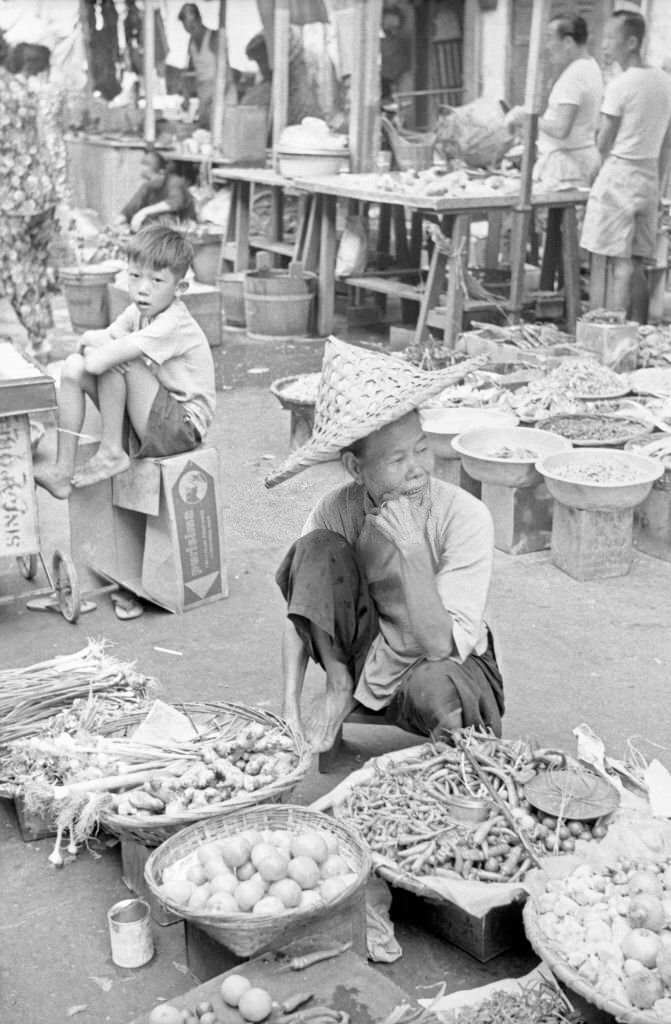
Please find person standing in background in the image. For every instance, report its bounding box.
[0,31,57,363]
[178,2,237,129]
[581,10,671,321]
[507,14,602,189]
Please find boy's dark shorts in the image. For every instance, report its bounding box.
[133,382,202,459]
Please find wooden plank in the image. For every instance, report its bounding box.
[414,247,448,347]
[272,0,290,169]
[444,213,470,347]
[129,950,430,1024]
[143,0,155,145]
[211,0,228,152]
[348,0,382,172]
[234,180,251,271]
[317,195,337,336]
[344,276,423,300]
[248,237,294,258]
[560,205,581,332]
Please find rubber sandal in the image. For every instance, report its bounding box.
[111,591,144,620]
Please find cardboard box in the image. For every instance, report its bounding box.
[107,280,222,348]
[391,887,527,963]
[69,446,228,613]
[120,838,181,926]
[0,415,39,559]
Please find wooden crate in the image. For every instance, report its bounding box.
[4,792,56,842]
[184,889,367,981]
[129,949,432,1024]
[391,886,527,963]
[120,837,182,927]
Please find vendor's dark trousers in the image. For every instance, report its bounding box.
[276,529,504,738]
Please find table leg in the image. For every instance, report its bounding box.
[444,213,470,347]
[234,180,251,271]
[589,254,608,310]
[540,206,562,291]
[485,211,503,271]
[509,207,532,321]
[413,246,447,347]
[317,194,337,336]
[269,185,284,267]
[560,206,580,332]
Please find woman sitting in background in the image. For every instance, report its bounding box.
[116,150,196,233]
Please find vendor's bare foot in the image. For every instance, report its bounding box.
[282,704,305,740]
[34,465,72,500]
[314,668,356,752]
[72,450,130,488]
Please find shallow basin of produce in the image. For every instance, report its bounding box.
[538,413,652,447]
[451,426,571,487]
[536,450,663,511]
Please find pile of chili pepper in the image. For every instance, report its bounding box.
[449,978,585,1024]
[336,732,573,884]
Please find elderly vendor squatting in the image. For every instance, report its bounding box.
[268,340,504,753]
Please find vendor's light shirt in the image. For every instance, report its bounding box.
[602,66,671,161]
[302,478,493,709]
[108,300,215,437]
[538,56,603,154]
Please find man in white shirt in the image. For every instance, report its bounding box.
[267,340,504,753]
[508,14,603,189]
[581,10,671,320]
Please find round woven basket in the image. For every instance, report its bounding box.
[144,804,371,957]
[98,702,311,847]
[523,900,659,1024]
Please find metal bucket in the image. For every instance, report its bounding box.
[60,266,117,332]
[107,898,154,968]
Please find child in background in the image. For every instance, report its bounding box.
[115,150,196,232]
[35,224,216,499]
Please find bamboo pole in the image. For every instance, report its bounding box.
[143,0,156,144]
[509,0,551,321]
[272,0,291,169]
[211,0,228,152]
[348,0,382,173]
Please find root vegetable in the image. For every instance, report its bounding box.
[625,969,664,1010]
[628,894,666,932]
[238,987,273,1022]
[220,974,252,1007]
[621,928,662,968]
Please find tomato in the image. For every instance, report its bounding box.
[560,837,575,853]
[544,834,558,853]
[541,816,557,830]
[567,820,584,837]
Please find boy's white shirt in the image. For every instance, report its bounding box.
[107,299,216,437]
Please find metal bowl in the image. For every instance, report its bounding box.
[420,407,518,459]
[536,448,663,510]
[451,427,572,487]
[443,793,491,824]
[537,413,652,448]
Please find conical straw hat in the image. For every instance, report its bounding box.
[265,337,485,488]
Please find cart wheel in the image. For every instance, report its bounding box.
[16,554,38,580]
[52,550,81,624]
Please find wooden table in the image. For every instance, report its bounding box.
[211,165,311,273]
[296,173,589,340]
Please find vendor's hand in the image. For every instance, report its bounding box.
[130,211,146,233]
[369,494,430,553]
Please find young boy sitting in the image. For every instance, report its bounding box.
[35,224,216,499]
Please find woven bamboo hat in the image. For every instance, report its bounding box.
[265,337,484,488]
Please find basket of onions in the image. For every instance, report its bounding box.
[144,804,371,956]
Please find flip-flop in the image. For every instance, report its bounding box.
[111,591,144,620]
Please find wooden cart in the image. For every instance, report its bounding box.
[0,346,86,623]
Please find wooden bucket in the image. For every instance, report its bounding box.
[191,234,223,286]
[60,265,118,332]
[243,259,315,340]
[219,272,246,327]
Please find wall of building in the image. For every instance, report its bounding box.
[477,0,510,101]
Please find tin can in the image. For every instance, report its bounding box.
[107,898,154,968]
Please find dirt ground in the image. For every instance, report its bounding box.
[2,317,670,1024]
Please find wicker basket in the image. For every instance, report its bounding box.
[98,702,311,847]
[523,900,659,1024]
[144,804,371,956]
[381,116,435,172]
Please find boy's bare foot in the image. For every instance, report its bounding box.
[314,667,356,752]
[34,465,72,500]
[72,451,130,489]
